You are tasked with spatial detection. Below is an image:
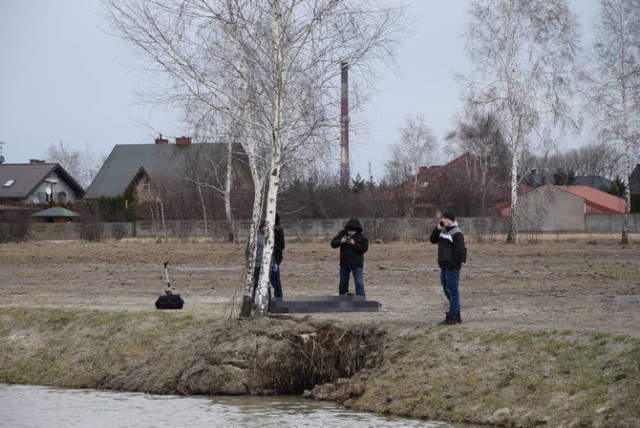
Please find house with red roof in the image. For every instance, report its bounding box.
[556,185,625,214]
[496,184,625,232]
[394,152,510,217]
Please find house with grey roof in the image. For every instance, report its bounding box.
[630,163,640,194]
[83,137,251,220]
[574,176,612,193]
[0,161,85,206]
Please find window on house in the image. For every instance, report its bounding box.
[3,179,15,187]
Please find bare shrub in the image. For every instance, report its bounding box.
[0,209,31,242]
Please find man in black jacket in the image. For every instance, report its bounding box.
[270,213,285,298]
[429,210,465,325]
[331,218,369,297]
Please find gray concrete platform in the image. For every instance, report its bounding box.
[268,294,381,313]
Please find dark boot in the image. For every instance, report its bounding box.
[454,312,462,324]
[438,312,455,325]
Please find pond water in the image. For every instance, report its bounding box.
[0,384,461,427]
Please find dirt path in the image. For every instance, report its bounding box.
[2,236,639,337]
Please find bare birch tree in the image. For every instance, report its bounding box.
[581,0,640,244]
[46,141,103,189]
[460,0,581,243]
[384,114,437,217]
[188,110,247,242]
[104,0,407,317]
[446,111,511,215]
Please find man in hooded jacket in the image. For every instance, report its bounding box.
[331,218,369,297]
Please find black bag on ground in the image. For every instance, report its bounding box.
[155,261,184,309]
[155,292,184,310]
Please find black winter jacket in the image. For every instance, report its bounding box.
[272,214,285,264]
[429,222,465,269]
[330,218,369,269]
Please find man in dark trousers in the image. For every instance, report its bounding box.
[270,213,285,299]
[429,210,466,325]
[331,218,369,297]
[245,220,266,302]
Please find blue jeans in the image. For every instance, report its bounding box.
[440,268,460,314]
[339,266,365,297]
[270,263,283,298]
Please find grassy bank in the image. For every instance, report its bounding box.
[351,327,640,426]
[0,307,204,390]
[1,307,638,427]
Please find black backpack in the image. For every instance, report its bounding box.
[448,226,467,263]
[155,292,184,310]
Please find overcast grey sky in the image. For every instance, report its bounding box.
[0,0,598,183]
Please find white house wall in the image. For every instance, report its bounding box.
[518,185,585,232]
[23,173,79,205]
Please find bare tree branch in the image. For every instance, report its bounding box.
[460,0,581,243]
[104,0,408,316]
[580,0,640,244]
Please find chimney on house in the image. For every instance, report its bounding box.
[155,134,169,144]
[176,136,192,146]
[30,159,45,164]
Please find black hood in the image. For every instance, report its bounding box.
[344,217,363,232]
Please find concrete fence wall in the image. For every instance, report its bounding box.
[584,213,640,233]
[12,213,640,241]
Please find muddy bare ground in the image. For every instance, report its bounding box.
[2,235,640,426]
[1,235,639,336]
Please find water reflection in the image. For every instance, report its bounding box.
[0,384,456,427]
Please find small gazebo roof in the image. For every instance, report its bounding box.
[31,207,80,218]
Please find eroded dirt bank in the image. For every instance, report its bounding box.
[0,308,382,396]
[1,237,639,426]
[1,307,638,427]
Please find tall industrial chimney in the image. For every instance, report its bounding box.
[340,61,350,188]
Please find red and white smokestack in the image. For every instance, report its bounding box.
[340,61,350,188]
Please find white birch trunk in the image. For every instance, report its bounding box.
[621,120,631,245]
[507,153,520,244]
[231,73,267,317]
[149,201,159,243]
[255,163,280,317]
[239,182,264,318]
[224,140,235,242]
[227,14,266,318]
[195,178,208,238]
[619,63,632,245]
[409,174,418,218]
[254,3,284,317]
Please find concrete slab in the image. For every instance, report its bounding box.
[269,294,381,313]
